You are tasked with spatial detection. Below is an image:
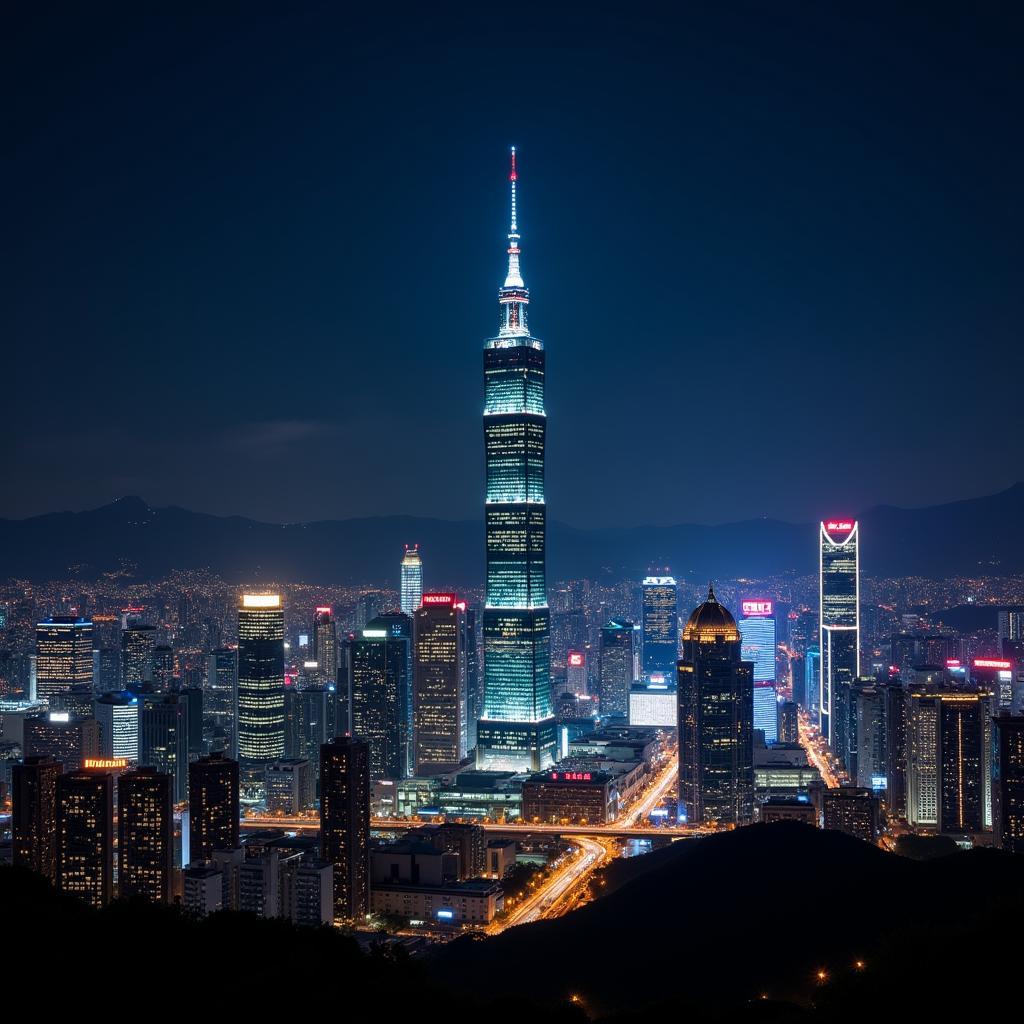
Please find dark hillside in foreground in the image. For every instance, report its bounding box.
[433,823,1024,1017]
[4,825,1022,1022]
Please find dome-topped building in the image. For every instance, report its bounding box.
[682,584,741,645]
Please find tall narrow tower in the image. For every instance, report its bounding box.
[819,519,860,745]
[477,148,556,771]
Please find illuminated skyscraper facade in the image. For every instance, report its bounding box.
[477,147,556,772]
[56,769,114,908]
[677,586,754,826]
[599,619,635,719]
[642,577,678,686]
[413,594,467,775]
[312,606,338,681]
[237,594,285,769]
[35,616,93,704]
[118,767,173,904]
[320,736,370,921]
[400,546,423,617]
[819,520,860,745]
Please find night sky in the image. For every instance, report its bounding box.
[7,4,1023,528]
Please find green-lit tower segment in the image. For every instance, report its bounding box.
[477,147,557,771]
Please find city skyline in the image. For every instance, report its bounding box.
[8,7,1024,529]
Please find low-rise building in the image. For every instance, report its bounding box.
[371,879,503,926]
[521,769,618,824]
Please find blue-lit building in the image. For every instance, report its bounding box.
[642,576,678,686]
[476,148,556,772]
[753,682,779,744]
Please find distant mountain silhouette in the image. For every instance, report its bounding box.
[432,822,1024,1017]
[2,484,1023,583]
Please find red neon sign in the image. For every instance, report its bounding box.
[974,659,1012,670]
[568,652,584,667]
[741,600,773,617]
[946,659,961,668]
[421,593,456,605]
[825,520,855,533]
[315,606,332,614]
[550,771,592,782]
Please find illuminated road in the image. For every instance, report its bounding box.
[488,836,614,933]
[797,708,845,789]
[240,757,700,839]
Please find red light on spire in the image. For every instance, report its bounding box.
[510,145,517,181]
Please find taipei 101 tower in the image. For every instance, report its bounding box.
[476,148,557,771]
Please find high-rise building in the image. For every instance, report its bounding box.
[139,693,189,803]
[313,607,339,681]
[998,610,1024,654]
[56,769,114,907]
[12,755,61,882]
[93,692,139,762]
[677,586,754,826]
[206,647,237,757]
[265,758,315,814]
[413,594,467,775]
[753,681,779,744]
[237,594,285,770]
[906,688,989,834]
[477,148,556,773]
[118,767,173,903]
[819,520,860,745]
[320,736,370,922]
[464,607,480,752]
[779,700,799,744]
[400,546,424,616]
[24,712,100,772]
[188,752,239,863]
[642,577,678,687]
[152,645,175,690]
[35,616,93,704]
[992,715,1024,853]
[350,615,412,779]
[121,623,157,688]
[599,619,635,720]
[739,599,777,683]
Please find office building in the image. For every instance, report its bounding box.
[12,755,61,882]
[265,757,314,814]
[400,545,424,616]
[188,752,239,862]
[94,692,139,762]
[312,607,339,682]
[140,693,189,803]
[677,586,755,826]
[998,610,1024,654]
[350,615,411,779]
[35,617,93,704]
[819,520,860,745]
[118,768,173,903]
[24,712,100,772]
[522,769,618,825]
[753,681,779,744]
[642,576,678,686]
[237,594,285,770]
[206,647,238,757]
[779,701,799,744]
[121,623,157,688]
[822,786,879,842]
[599,619,635,719]
[906,688,989,834]
[320,736,371,921]
[739,599,777,683]
[477,148,556,772]
[413,594,467,775]
[56,769,114,907]
[992,715,1024,853]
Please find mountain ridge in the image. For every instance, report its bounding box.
[2,484,1023,583]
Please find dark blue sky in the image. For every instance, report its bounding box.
[7,4,1023,528]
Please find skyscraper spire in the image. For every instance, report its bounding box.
[501,145,527,324]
